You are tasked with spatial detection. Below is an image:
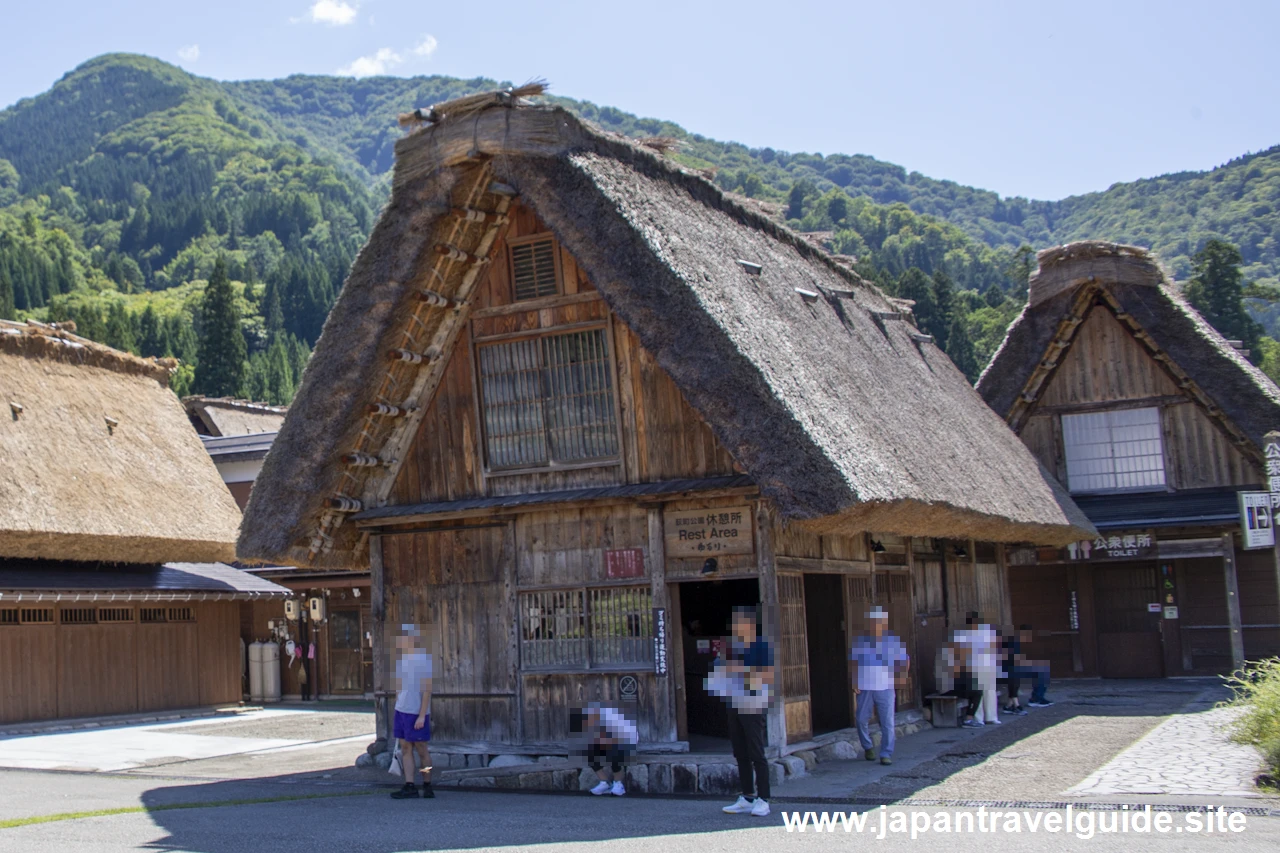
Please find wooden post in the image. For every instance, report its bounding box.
[647,506,676,742]
[369,534,390,743]
[754,501,785,750]
[1222,533,1245,672]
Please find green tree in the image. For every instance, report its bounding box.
[931,268,955,351]
[946,316,979,381]
[1007,244,1035,300]
[896,267,937,339]
[104,301,136,353]
[194,256,247,396]
[1184,239,1263,362]
[137,304,166,357]
[787,180,814,220]
[984,282,1006,308]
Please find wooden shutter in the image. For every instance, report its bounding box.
[510,238,559,301]
[778,572,811,743]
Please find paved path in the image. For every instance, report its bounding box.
[1068,705,1263,798]
[0,708,374,773]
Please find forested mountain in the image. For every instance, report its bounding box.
[2,53,1278,403]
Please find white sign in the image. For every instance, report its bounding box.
[1239,491,1275,550]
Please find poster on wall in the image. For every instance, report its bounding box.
[1239,491,1275,550]
[663,506,755,558]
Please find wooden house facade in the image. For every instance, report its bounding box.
[0,320,288,724]
[978,242,1280,678]
[239,93,1093,751]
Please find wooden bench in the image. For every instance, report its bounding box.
[925,694,962,728]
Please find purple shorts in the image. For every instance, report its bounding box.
[393,711,431,742]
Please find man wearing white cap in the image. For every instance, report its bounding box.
[850,606,910,765]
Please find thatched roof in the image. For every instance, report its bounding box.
[183,396,286,436]
[239,95,1094,569]
[0,320,242,564]
[977,241,1280,455]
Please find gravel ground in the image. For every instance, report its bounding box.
[172,711,374,742]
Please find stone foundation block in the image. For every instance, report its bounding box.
[781,756,807,777]
[623,763,649,793]
[672,763,698,795]
[649,762,672,794]
[816,740,859,762]
[697,763,739,795]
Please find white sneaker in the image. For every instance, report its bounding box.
[723,795,754,814]
[988,718,1003,725]
[611,781,625,796]
[750,798,770,817]
[590,781,611,796]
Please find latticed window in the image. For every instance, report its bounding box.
[61,607,97,625]
[510,237,560,301]
[520,586,653,670]
[478,328,620,470]
[1062,407,1166,493]
[98,607,134,624]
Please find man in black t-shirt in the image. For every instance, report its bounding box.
[719,605,775,817]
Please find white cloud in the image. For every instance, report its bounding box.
[305,0,357,26]
[177,44,200,62]
[337,47,402,78]
[413,34,438,58]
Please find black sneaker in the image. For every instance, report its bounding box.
[1003,705,1028,716]
[390,783,420,799]
[1027,698,1054,708]
[421,783,435,799]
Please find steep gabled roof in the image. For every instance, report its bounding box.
[183,396,287,436]
[978,241,1280,461]
[0,320,242,564]
[239,95,1093,569]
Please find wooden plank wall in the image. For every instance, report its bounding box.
[0,601,243,724]
[515,505,650,587]
[522,672,662,743]
[1020,305,1261,490]
[387,200,740,509]
[383,524,518,742]
[777,572,811,744]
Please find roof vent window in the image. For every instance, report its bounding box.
[510,237,560,301]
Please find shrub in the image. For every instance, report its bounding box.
[1224,657,1280,785]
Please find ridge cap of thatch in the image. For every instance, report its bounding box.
[0,319,176,385]
[1028,240,1167,308]
[397,96,886,302]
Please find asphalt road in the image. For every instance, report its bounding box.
[1,769,1277,853]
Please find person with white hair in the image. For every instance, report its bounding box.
[850,606,910,765]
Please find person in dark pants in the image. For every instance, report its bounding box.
[719,605,774,817]
[1005,625,1053,709]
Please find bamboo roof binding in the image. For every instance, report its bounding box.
[978,241,1280,458]
[238,90,1095,570]
[0,320,242,564]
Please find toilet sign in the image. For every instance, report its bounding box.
[1240,491,1275,549]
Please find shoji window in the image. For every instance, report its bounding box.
[477,327,619,471]
[1062,407,1166,493]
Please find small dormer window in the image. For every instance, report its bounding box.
[509,235,560,301]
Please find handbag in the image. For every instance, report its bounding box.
[388,742,402,777]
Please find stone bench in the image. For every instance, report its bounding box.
[925,694,962,728]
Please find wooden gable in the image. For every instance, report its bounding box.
[1018,302,1261,490]
[387,202,739,507]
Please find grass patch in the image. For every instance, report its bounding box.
[1224,657,1280,785]
[0,790,374,830]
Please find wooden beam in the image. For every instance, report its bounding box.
[1222,533,1245,672]
[648,505,676,742]
[354,484,761,529]
[754,500,786,749]
[369,534,390,744]
[775,556,871,575]
[469,290,602,320]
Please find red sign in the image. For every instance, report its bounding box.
[605,548,645,579]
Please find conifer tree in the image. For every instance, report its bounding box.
[946,316,979,382]
[897,267,937,339]
[931,269,955,351]
[137,304,166,357]
[1185,239,1263,363]
[104,301,136,353]
[195,256,246,396]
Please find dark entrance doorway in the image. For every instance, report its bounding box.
[678,578,759,743]
[804,574,849,734]
[1095,563,1164,678]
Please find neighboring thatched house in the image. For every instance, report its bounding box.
[978,242,1280,678]
[239,91,1092,758]
[184,396,287,438]
[0,319,287,724]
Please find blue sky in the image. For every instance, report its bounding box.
[2,0,1277,200]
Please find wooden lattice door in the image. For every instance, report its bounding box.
[777,573,811,743]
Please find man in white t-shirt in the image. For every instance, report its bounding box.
[571,703,640,796]
[390,624,434,799]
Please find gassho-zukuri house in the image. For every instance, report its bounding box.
[0,319,288,725]
[978,242,1280,679]
[238,89,1095,766]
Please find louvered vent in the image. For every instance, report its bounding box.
[61,607,97,625]
[511,238,559,301]
[0,609,17,626]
